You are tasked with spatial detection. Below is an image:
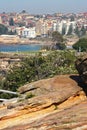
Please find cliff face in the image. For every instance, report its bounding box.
[0,75,87,130]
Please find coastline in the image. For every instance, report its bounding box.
[0,35,78,46]
[0,35,52,45]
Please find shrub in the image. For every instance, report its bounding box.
[2,50,77,94]
[73,38,87,52]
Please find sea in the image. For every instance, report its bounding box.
[0,44,42,52]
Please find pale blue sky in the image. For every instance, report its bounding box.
[0,0,87,14]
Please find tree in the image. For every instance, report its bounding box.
[9,18,14,26]
[73,38,87,52]
[52,31,66,50]
[52,31,63,42]
[21,10,26,13]
[70,16,75,21]
[8,30,17,35]
[67,24,73,35]
[74,26,80,37]
[0,24,8,34]
[80,26,86,36]
[2,51,76,92]
[62,27,66,35]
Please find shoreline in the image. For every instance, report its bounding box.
[0,41,52,47]
[0,36,52,45]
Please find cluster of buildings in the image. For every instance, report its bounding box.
[0,11,87,39]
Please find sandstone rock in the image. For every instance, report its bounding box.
[9,99,87,130]
[0,75,86,130]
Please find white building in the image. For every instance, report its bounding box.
[0,16,2,24]
[22,27,36,38]
[65,21,76,35]
[16,27,25,36]
[52,22,57,31]
[52,20,76,35]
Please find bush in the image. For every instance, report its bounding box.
[73,38,87,52]
[0,24,8,34]
[2,50,77,93]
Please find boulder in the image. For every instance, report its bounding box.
[0,75,86,130]
[75,55,87,84]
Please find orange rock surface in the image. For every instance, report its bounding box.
[0,75,87,130]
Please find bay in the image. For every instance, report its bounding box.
[0,44,42,52]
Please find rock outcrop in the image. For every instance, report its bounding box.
[75,54,87,84]
[0,75,87,130]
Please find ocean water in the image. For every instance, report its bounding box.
[0,44,42,52]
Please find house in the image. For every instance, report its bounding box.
[22,27,36,38]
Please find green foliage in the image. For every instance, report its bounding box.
[9,18,14,26]
[8,30,17,35]
[62,27,66,35]
[52,31,66,50]
[80,26,86,37]
[70,16,75,21]
[74,26,79,37]
[2,50,77,93]
[74,25,86,37]
[55,42,66,50]
[73,38,87,52]
[0,93,17,99]
[21,10,26,13]
[67,24,73,35]
[52,31,63,43]
[0,24,8,35]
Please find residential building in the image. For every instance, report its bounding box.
[22,27,36,38]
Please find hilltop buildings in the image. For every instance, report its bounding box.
[0,11,87,38]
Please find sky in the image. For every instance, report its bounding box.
[0,0,87,14]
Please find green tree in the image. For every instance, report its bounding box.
[73,38,87,52]
[80,26,86,36]
[21,10,26,13]
[62,27,66,35]
[0,24,8,34]
[70,16,75,21]
[74,26,80,36]
[52,31,66,50]
[8,30,17,35]
[67,24,73,35]
[9,18,14,26]
[52,31,63,42]
[2,51,76,93]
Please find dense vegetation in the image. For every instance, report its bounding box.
[0,24,8,35]
[0,51,77,97]
[0,23,16,35]
[73,38,87,52]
